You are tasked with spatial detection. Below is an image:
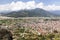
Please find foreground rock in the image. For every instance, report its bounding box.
[0,28,13,40]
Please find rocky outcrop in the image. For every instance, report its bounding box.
[0,28,13,40]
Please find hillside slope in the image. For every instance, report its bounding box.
[1,8,56,17]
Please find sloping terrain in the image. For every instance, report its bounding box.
[1,8,56,17]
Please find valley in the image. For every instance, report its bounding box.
[0,17,60,40]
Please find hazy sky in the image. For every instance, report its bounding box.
[0,0,60,11]
[0,0,60,5]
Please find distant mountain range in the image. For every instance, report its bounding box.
[1,8,60,17]
[51,10,60,15]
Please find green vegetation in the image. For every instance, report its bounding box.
[2,8,55,17]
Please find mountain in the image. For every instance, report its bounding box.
[51,10,60,15]
[1,8,57,17]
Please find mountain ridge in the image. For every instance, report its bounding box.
[1,8,58,17]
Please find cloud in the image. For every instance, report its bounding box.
[0,4,9,11]
[25,1,36,9]
[0,1,60,11]
[43,4,60,11]
[36,2,44,8]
